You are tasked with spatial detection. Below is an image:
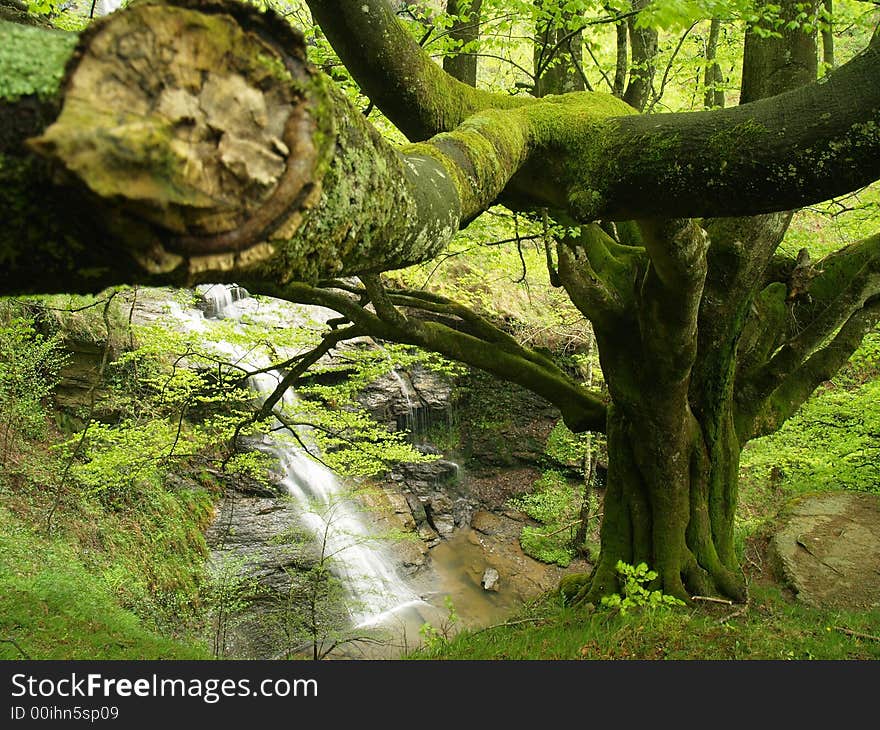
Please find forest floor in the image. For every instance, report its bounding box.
[407,526,880,660]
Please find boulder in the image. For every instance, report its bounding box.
[770,491,880,610]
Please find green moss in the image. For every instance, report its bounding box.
[0,507,209,659]
[0,20,77,101]
[256,50,295,86]
[707,118,769,163]
[401,90,634,222]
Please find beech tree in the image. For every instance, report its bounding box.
[2,0,879,603]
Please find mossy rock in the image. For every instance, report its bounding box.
[770,491,880,610]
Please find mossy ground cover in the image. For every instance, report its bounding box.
[409,582,880,660]
[0,506,209,660]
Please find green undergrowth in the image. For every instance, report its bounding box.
[409,585,880,660]
[508,469,580,567]
[0,506,209,659]
[737,324,880,548]
[0,294,225,659]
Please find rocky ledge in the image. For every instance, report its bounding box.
[770,491,880,610]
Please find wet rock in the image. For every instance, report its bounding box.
[390,458,473,541]
[432,513,456,538]
[406,494,428,526]
[355,371,413,421]
[54,340,115,419]
[397,539,429,572]
[481,567,500,591]
[206,493,313,594]
[371,488,416,531]
[355,365,454,441]
[408,364,453,409]
[471,510,508,536]
[770,491,880,610]
[453,498,472,528]
[417,522,441,545]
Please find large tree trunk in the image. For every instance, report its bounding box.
[574,404,746,603]
[558,217,749,603]
[562,1,828,604]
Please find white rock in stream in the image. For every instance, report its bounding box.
[481,567,500,592]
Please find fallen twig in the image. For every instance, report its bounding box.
[470,617,548,636]
[541,520,581,537]
[719,604,749,624]
[1,637,31,659]
[692,595,734,605]
[833,626,880,643]
[540,513,603,538]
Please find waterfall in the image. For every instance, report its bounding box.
[172,284,425,627]
[388,368,418,440]
[375,343,432,446]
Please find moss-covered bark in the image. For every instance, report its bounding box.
[2,1,880,294]
[0,2,466,291]
[304,0,526,142]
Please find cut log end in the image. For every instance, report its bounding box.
[28,0,329,260]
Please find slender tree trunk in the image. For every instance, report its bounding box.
[612,17,628,98]
[443,0,483,87]
[623,0,658,111]
[573,327,596,552]
[533,4,587,97]
[821,0,834,69]
[741,0,819,103]
[703,18,725,109]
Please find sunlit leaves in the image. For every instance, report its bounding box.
[0,312,68,459]
[507,469,580,566]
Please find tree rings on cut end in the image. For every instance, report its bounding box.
[30,0,326,256]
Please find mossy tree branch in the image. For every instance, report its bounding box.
[747,298,880,438]
[736,232,880,436]
[556,224,641,331]
[303,0,526,141]
[2,2,880,296]
[250,279,607,434]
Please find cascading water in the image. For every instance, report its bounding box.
[171,284,425,628]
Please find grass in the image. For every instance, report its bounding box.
[0,506,209,660]
[409,583,880,660]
